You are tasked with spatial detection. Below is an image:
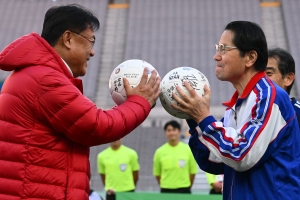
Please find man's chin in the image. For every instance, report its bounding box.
[215,73,226,81]
[78,69,87,77]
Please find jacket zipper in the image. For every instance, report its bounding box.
[234,111,237,126]
[232,108,237,126]
[231,109,237,200]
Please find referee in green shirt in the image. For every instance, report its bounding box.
[97,140,139,200]
[153,120,198,193]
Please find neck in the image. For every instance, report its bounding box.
[232,69,258,96]
[168,140,179,146]
[53,45,74,75]
[54,45,67,62]
[111,145,121,150]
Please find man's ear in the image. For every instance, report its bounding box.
[284,72,295,88]
[245,50,258,68]
[61,30,72,49]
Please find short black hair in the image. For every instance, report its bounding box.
[164,120,181,131]
[41,4,100,46]
[268,48,295,94]
[225,21,268,72]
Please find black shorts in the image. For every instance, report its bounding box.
[106,190,134,200]
[160,187,191,194]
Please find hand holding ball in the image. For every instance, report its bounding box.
[159,67,210,119]
[109,62,210,121]
[109,59,161,107]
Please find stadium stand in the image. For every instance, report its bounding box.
[281,0,300,97]
[261,0,298,98]
[261,1,287,50]
[0,0,108,101]
[3,0,297,196]
[95,3,128,109]
[124,0,261,106]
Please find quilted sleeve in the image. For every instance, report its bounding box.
[37,71,151,146]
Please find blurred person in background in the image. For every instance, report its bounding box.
[173,21,300,199]
[89,173,104,200]
[266,48,300,126]
[89,189,103,200]
[97,139,139,200]
[153,120,198,194]
[205,173,223,195]
[0,4,160,200]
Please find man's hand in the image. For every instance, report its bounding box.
[172,81,211,123]
[212,182,222,193]
[124,68,161,108]
[107,189,115,195]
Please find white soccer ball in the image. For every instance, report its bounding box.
[159,67,210,119]
[109,59,158,105]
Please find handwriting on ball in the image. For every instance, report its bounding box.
[169,72,180,80]
[166,83,180,100]
[114,78,122,92]
[181,74,200,90]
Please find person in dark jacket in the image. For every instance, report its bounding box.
[266,47,300,126]
[0,4,160,200]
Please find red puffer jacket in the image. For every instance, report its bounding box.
[0,33,151,200]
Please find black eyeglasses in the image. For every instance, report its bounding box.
[71,31,95,47]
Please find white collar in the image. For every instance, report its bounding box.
[61,58,73,77]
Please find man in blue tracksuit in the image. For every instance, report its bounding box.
[266,47,300,127]
[172,21,300,199]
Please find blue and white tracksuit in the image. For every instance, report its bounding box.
[188,72,300,199]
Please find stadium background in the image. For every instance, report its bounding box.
[0,0,299,198]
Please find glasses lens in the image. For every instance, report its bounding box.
[219,44,225,53]
[215,44,219,53]
[215,44,224,53]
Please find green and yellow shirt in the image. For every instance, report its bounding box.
[153,142,198,189]
[97,145,139,192]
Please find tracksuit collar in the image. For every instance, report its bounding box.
[222,71,266,108]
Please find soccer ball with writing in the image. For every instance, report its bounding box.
[159,67,210,119]
[109,59,158,105]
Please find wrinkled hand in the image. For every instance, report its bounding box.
[212,182,223,193]
[172,81,210,123]
[124,68,161,108]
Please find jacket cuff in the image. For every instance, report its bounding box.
[199,115,217,132]
[186,119,198,129]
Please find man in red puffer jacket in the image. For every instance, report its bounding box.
[0,4,160,200]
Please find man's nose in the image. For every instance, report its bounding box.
[213,53,221,61]
[90,48,95,57]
